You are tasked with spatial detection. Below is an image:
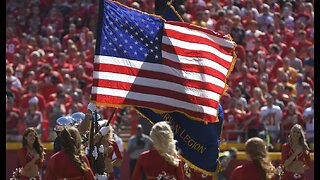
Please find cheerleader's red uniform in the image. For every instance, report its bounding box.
[131,149,184,180]
[281,143,311,180]
[44,149,95,180]
[18,147,42,180]
[231,162,275,180]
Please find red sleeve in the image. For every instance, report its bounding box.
[131,156,143,180]
[82,155,95,180]
[176,161,185,180]
[281,144,289,165]
[44,157,56,180]
[18,149,27,167]
[230,165,242,180]
[112,141,123,159]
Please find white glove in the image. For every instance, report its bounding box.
[92,146,98,160]
[98,144,104,153]
[84,147,89,155]
[87,103,97,112]
[99,126,111,136]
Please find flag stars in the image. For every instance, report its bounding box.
[135,32,139,36]
[146,25,149,28]
[150,49,154,52]
[124,50,127,53]
[125,29,128,33]
[106,15,109,19]
[125,20,129,24]
[144,53,148,57]
[130,35,134,39]
[140,37,144,41]
[130,26,134,30]
[119,44,123,47]
[129,45,133,49]
[134,51,137,55]
[155,37,159,41]
[110,31,113,35]
[156,27,160,30]
[135,22,139,26]
[105,25,109,29]
[114,37,118,41]
[155,55,159,59]
[135,41,138,45]
[150,31,154,35]
[139,47,143,51]
[119,34,123,37]
[108,42,112,46]
[113,48,117,52]
[115,27,118,31]
[125,39,128,43]
[155,46,158,49]
[103,46,106,50]
[146,43,149,47]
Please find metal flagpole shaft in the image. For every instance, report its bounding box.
[107,108,117,126]
[88,110,95,171]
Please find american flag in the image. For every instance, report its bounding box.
[91,0,236,123]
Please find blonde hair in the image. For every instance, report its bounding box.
[245,137,276,180]
[288,124,310,154]
[150,121,180,167]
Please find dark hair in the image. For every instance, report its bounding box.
[22,128,45,161]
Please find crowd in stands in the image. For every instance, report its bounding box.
[6,0,314,148]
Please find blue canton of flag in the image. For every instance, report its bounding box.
[97,2,163,63]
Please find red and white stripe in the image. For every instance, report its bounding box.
[92,21,235,123]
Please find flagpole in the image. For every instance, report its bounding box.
[88,110,96,172]
[107,108,117,126]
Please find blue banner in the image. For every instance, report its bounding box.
[135,104,223,174]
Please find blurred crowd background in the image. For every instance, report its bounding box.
[6,0,314,149]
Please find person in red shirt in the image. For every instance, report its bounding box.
[18,127,45,180]
[230,137,277,180]
[6,95,23,141]
[231,64,258,96]
[23,51,43,78]
[42,6,64,37]
[45,93,67,141]
[45,126,95,180]
[242,100,262,139]
[6,27,20,63]
[19,82,47,114]
[280,102,304,141]
[280,124,311,180]
[132,121,184,180]
[223,98,245,141]
[22,97,43,136]
[37,63,63,102]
